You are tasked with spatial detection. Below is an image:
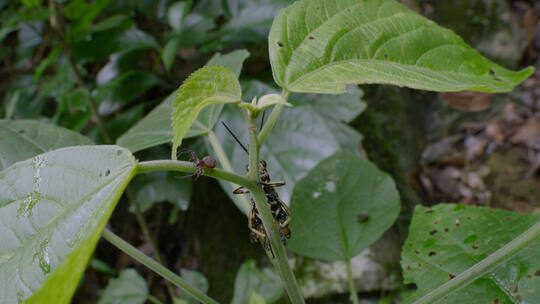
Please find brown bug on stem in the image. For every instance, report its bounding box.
[177,149,216,180]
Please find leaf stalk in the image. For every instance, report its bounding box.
[256,89,290,148]
[345,259,359,304]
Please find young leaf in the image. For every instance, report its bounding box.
[171,65,242,158]
[0,146,137,304]
[288,152,400,261]
[177,269,209,304]
[98,269,148,304]
[117,50,249,152]
[402,204,540,304]
[269,0,534,94]
[232,260,283,304]
[0,119,94,170]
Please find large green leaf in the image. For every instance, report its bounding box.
[402,204,540,304]
[0,119,94,170]
[98,269,148,304]
[269,0,534,94]
[215,81,365,208]
[0,145,136,304]
[171,65,242,158]
[231,260,283,304]
[288,152,400,261]
[117,50,249,153]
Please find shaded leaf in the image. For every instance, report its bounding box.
[171,65,242,158]
[288,152,400,261]
[162,37,182,71]
[130,171,192,212]
[232,260,283,304]
[0,119,94,170]
[402,204,540,304]
[178,269,209,304]
[98,269,148,304]
[0,146,137,303]
[117,50,249,152]
[215,81,365,208]
[269,0,534,94]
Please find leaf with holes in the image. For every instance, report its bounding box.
[117,50,249,153]
[402,204,540,304]
[98,269,148,304]
[0,146,137,304]
[288,152,400,261]
[269,0,534,94]
[0,119,94,170]
[171,65,242,158]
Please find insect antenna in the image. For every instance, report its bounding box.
[221,121,249,155]
[259,110,266,131]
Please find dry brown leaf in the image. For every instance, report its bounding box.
[439,91,493,112]
[511,117,540,143]
[486,121,506,143]
[465,136,488,160]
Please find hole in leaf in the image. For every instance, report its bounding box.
[466,216,471,220]
[277,42,284,48]
[472,245,479,249]
[18,130,25,134]
[449,274,456,279]
[444,228,449,232]
[105,169,111,177]
[534,270,540,276]
[405,283,417,290]
[357,214,369,222]
[433,220,439,224]
[505,217,512,221]
[493,299,499,304]
[414,250,420,254]
[429,230,438,235]
[309,36,315,40]
[526,275,532,279]
[428,251,436,256]
[116,150,122,156]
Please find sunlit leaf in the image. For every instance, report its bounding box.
[232,260,283,304]
[402,204,540,304]
[0,119,94,170]
[269,0,534,94]
[98,269,148,304]
[117,50,250,152]
[288,152,400,261]
[0,146,137,304]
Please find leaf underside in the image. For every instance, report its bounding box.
[0,120,94,170]
[402,204,540,304]
[288,152,400,261]
[172,65,242,158]
[269,0,534,94]
[117,50,249,153]
[0,146,136,304]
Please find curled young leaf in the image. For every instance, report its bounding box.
[269,0,534,94]
[171,65,242,159]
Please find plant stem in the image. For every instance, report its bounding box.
[102,229,219,304]
[148,295,165,304]
[125,188,177,299]
[137,160,251,186]
[207,130,250,214]
[256,89,289,148]
[246,115,305,304]
[412,219,540,304]
[345,259,359,304]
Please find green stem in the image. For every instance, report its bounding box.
[148,295,165,304]
[412,220,540,304]
[345,259,359,304]
[102,229,219,304]
[136,160,251,186]
[246,116,305,304]
[256,89,290,148]
[207,130,250,214]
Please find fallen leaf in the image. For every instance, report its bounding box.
[486,121,506,143]
[465,136,488,160]
[439,91,493,112]
[511,117,540,143]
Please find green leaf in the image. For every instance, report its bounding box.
[232,260,283,304]
[288,152,400,261]
[98,269,148,304]
[162,37,182,71]
[0,146,137,304]
[177,269,209,304]
[402,204,540,304]
[215,81,365,208]
[0,119,94,170]
[171,65,242,158]
[130,171,192,212]
[248,293,266,304]
[117,50,250,153]
[269,0,534,94]
[167,1,191,32]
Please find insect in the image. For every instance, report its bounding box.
[221,121,292,249]
[177,149,217,180]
